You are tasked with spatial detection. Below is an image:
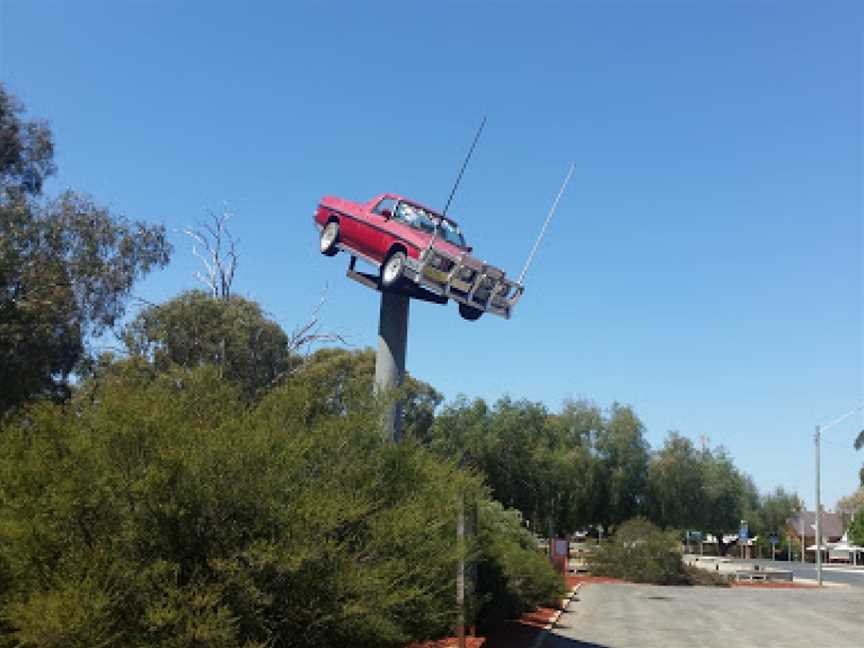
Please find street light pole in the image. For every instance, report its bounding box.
[814,425,822,587]
[813,405,863,588]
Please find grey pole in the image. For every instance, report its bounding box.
[374,290,410,442]
[456,496,466,648]
[815,424,822,587]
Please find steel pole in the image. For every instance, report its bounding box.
[815,424,822,586]
[374,290,409,442]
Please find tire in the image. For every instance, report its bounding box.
[459,303,483,321]
[319,221,339,256]
[380,250,406,289]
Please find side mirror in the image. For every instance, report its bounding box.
[466,246,473,253]
[381,209,392,219]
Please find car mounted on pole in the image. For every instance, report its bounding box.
[313,116,573,321]
[314,193,526,320]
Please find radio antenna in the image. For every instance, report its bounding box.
[518,164,575,285]
[443,116,486,216]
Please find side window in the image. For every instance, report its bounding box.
[373,198,396,218]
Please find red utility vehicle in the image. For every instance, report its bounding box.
[314,193,523,320]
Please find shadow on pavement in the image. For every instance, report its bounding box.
[545,636,611,648]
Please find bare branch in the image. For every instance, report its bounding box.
[184,206,238,299]
[285,284,349,353]
[267,285,350,386]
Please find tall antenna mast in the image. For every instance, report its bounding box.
[518,164,575,285]
[443,116,486,216]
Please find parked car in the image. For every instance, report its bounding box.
[313,193,523,320]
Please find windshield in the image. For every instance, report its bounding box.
[435,218,466,248]
[394,202,468,248]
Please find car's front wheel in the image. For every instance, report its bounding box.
[458,303,483,321]
[319,221,340,256]
[380,250,406,289]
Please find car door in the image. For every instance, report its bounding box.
[365,197,397,261]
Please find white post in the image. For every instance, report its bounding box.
[800,516,805,564]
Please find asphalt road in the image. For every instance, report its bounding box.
[547,583,862,648]
[685,555,864,588]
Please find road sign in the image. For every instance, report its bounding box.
[739,521,749,541]
[769,533,780,546]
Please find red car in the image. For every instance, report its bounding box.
[314,193,523,320]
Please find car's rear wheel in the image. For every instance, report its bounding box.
[320,221,340,256]
[459,303,483,321]
[380,250,406,289]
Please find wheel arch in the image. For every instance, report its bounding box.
[385,241,408,260]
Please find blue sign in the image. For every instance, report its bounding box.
[738,521,749,540]
[769,533,780,545]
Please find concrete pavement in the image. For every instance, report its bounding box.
[546,583,862,648]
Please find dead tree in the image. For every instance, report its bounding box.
[184,206,238,300]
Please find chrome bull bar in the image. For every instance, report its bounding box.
[405,246,524,319]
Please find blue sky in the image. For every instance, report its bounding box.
[2,1,862,511]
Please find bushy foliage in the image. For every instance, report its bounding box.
[473,503,564,631]
[0,362,480,648]
[848,512,864,546]
[430,397,647,537]
[587,517,689,585]
[682,565,731,587]
[0,83,171,416]
[123,290,296,399]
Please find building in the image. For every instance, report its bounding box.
[785,510,846,562]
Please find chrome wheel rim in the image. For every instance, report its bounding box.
[383,254,403,284]
[320,224,337,252]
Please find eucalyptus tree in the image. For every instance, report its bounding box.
[0,83,171,415]
[646,432,704,530]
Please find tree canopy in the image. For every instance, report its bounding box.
[0,83,171,416]
[123,290,295,399]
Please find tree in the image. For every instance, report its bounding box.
[184,208,238,299]
[0,85,54,197]
[0,83,171,415]
[430,397,606,537]
[757,487,802,533]
[262,347,441,438]
[855,429,864,486]
[646,432,704,531]
[698,447,748,555]
[848,511,864,546]
[593,403,650,530]
[836,487,864,517]
[123,289,296,398]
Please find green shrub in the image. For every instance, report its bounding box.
[587,517,689,585]
[474,502,564,630]
[682,565,731,587]
[0,362,482,647]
